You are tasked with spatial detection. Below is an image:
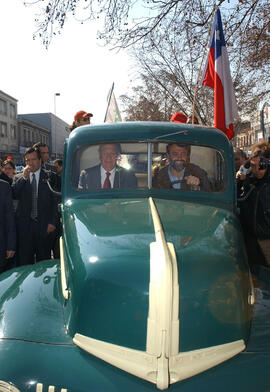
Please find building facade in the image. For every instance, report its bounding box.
[18,113,69,159]
[1,89,70,163]
[17,117,50,161]
[234,104,270,153]
[0,90,19,161]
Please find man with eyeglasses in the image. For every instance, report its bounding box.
[155,143,210,191]
[78,143,137,190]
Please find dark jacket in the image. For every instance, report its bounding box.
[12,169,58,229]
[78,165,137,190]
[0,180,16,263]
[0,172,12,186]
[239,171,270,239]
[154,163,211,192]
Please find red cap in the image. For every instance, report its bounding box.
[170,112,187,123]
[6,156,14,160]
[74,110,93,121]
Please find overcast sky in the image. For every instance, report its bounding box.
[0,0,135,125]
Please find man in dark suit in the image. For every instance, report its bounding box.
[33,142,62,259]
[154,143,211,191]
[0,180,16,273]
[78,143,137,190]
[12,147,58,266]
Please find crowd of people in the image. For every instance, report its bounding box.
[0,143,62,273]
[0,108,91,273]
[236,141,270,269]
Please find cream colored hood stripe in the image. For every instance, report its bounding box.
[60,237,69,300]
[73,197,245,390]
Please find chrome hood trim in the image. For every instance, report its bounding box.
[73,197,245,389]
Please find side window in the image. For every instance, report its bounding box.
[152,143,225,192]
[72,143,148,190]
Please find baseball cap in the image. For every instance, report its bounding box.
[170,112,187,123]
[74,110,93,121]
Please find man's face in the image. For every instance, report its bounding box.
[250,156,267,179]
[100,144,119,172]
[25,151,41,172]
[54,162,62,174]
[168,144,189,172]
[39,146,49,164]
[76,117,91,127]
[235,153,246,171]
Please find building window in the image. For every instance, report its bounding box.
[10,103,16,119]
[10,124,17,139]
[0,99,7,115]
[0,122,7,137]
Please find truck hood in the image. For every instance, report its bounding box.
[62,196,250,389]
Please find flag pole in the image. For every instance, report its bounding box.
[104,82,115,123]
[191,7,216,124]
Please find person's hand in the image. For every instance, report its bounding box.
[184,175,200,191]
[23,165,31,179]
[47,224,56,234]
[236,171,246,181]
[184,175,200,186]
[6,250,15,259]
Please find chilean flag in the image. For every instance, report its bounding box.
[201,8,239,139]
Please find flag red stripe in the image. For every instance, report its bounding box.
[203,48,215,89]
[214,74,234,139]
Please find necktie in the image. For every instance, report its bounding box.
[103,172,111,189]
[31,173,38,219]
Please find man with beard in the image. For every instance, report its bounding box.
[155,143,211,191]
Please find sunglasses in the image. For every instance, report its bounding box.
[78,117,90,122]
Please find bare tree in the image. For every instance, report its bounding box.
[25,0,269,70]
[25,0,269,123]
[120,82,178,121]
[120,0,269,123]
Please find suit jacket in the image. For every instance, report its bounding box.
[12,169,58,231]
[78,165,137,190]
[155,164,211,192]
[0,180,16,260]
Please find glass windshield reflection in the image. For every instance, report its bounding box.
[71,142,225,192]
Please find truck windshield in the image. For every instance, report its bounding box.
[71,142,226,193]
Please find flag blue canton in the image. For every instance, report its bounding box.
[210,9,226,60]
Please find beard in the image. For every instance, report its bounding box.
[170,159,186,172]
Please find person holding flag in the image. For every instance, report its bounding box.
[201,8,239,140]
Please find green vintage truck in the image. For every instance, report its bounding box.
[0,122,269,392]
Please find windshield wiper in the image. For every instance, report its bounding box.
[139,130,189,142]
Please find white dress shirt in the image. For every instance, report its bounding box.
[100,166,116,188]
